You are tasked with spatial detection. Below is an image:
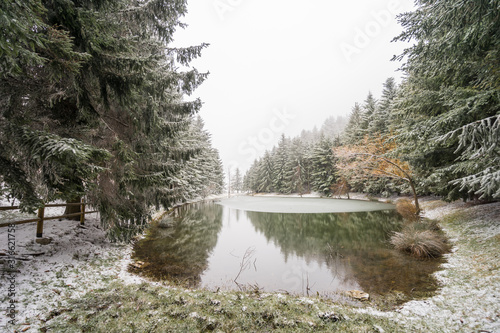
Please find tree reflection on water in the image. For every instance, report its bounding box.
[132,201,443,296]
[246,210,443,296]
[132,202,223,287]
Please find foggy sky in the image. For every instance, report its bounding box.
[172,0,415,173]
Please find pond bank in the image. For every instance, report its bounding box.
[1,195,499,332]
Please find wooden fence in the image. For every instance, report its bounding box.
[0,202,98,238]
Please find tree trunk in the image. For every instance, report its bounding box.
[64,197,82,221]
[408,179,420,216]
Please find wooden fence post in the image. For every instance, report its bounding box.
[36,206,45,238]
[80,202,86,225]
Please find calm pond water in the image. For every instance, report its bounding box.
[132,197,442,297]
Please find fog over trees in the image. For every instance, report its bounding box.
[244,0,499,202]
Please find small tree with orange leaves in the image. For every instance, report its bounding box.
[335,135,420,215]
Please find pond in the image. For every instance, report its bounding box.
[131,196,442,297]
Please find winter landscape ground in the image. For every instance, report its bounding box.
[1,195,499,332]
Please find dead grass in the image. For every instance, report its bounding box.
[396,198,420,221]
[391,224,449,259]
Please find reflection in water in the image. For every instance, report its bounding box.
[246,211,442,295]
[132,200,442,297]
[132,202,223,286]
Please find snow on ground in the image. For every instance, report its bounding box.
[1,195,499,332]
[392,199,500,332]
[356,198,500,333]
[0,198,145,332]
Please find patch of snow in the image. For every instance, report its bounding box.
[0,201,149,332]
[357,199,500,332]
[297,297,315,305]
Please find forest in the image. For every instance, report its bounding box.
[1,1,499,331]
[1,0,499,235]
[242,1,499,204]
[0,0,225,233]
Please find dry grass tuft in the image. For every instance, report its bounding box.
[396,198,420,221]
[391,224,448,259]
[412,218,441,232]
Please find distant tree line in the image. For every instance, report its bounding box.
[244,0,500,202]
[0,0,224,234]
[242,119,345,196]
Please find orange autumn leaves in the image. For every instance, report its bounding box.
[335,135,412,182]
[334,134,420,214]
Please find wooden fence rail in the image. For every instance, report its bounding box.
[0,202,98,238]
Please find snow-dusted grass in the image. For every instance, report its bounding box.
[1,195,499,332]
[389,199,500,332]
[44,284,405,332]
[0,199,145,332]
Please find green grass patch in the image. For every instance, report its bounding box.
[44,282,408,332]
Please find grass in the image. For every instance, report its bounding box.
[392,198,450,259]
[44,282,408,332]
[395,198,420,221]
[392,201,500,332]
[12,199,500,332]
[391,223,449,259]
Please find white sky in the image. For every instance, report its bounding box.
[172,0,415,173]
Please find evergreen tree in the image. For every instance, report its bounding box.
[369,78,398,135]
[272,134,290,193]
[343,103,364,144]
[360,92,377,135]
[231,168,243,193]
[393,0,500,200]
[285,137,312,195]
[178,116,224,199]
[243,160,259,193]
[320,116,348,139]
[256,152,275,193]
[0,0,210,231]
[310,138,338,196]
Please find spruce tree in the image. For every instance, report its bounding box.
[231,168,243,194]
[285,137,310,195]
[310,138,338,196]
[243,160,259,193]
[393,0,500,200]
[320,116,348,139]
[369,78,398,135]
[1,0,211,231]
[272,134,289,193]
[343,103,364,144]
[360,92,377,135]
[256,152,275,193]
[177,116,224,200]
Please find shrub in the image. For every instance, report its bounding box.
[396,198,420,221]
[391,224,448,259]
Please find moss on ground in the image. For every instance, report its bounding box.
[44,282,410,332]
